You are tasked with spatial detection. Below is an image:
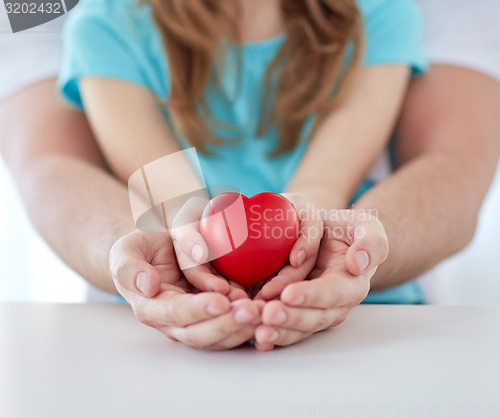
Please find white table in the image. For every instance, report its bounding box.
[1,303,499,418]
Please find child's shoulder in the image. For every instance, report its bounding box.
[59,0,167,109]
[64,0,154,42]
[355,0,421,19]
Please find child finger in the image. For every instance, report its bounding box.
[171,196,210,267]
[255,253,316,301]
[281,193,323,269]
[183,264,231,294]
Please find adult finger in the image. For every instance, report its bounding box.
[280,273,370,310]
[255,324,313,348]
[129,286,231,329]
[323,210,389,276]
[253,339,275,352]
[261,300,347,333]
[168,298,261,349]
[209,303,264,350]
[110,231,164,297]
[208,327,257,350]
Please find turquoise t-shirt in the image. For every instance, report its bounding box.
[59,0,427,304]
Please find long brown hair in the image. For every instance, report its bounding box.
[146,0,362,155]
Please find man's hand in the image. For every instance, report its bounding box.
[169,196,251,296]
[254,210,389,351]
[110,230,262,350]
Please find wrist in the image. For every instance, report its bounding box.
[283,186,348,210]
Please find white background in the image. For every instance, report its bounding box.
[0,158,87,302]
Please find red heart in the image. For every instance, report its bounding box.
[199,192,299,287]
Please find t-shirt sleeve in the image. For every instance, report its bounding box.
[357,0,427,74]
[58,2,149,109]
[0,32,62,103]
[418,0,500,82]
[0,1,64,103]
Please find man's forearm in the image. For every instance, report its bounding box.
[356,66,500,291]
[0,79,135,293]
[19,156,134,293]
[356,152,496,291]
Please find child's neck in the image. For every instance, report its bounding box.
[233,0,286,42]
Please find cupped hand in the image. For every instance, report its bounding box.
[254,210,389,351]
[110,230,260,350]
[170,196,250,296]
[171,192,323,301]
[253,192,323,300]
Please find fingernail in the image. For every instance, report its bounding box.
[191,244,203,263]
[290,294,305,306]
[207,304,226,316]
[136,272,149,294]
[296,250,306,267]
[268,330,279,342]
[272,309,287,325]
[355,250,370,272]
[234,308,254,324]
[251,317,262,326]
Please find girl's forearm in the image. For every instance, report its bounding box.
[286,66,410,211]
[80,78,182,184]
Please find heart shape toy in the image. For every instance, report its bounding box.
[199,192,300,287]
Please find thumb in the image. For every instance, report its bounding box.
[171,196,210,269]
[110,233,162,298]
[344,215,389,276]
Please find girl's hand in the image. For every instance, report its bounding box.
[110,230,261,350]
[254,210,389,351]
[253,192,323,301]
[170,197,249,297]
[172,193,323,299]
